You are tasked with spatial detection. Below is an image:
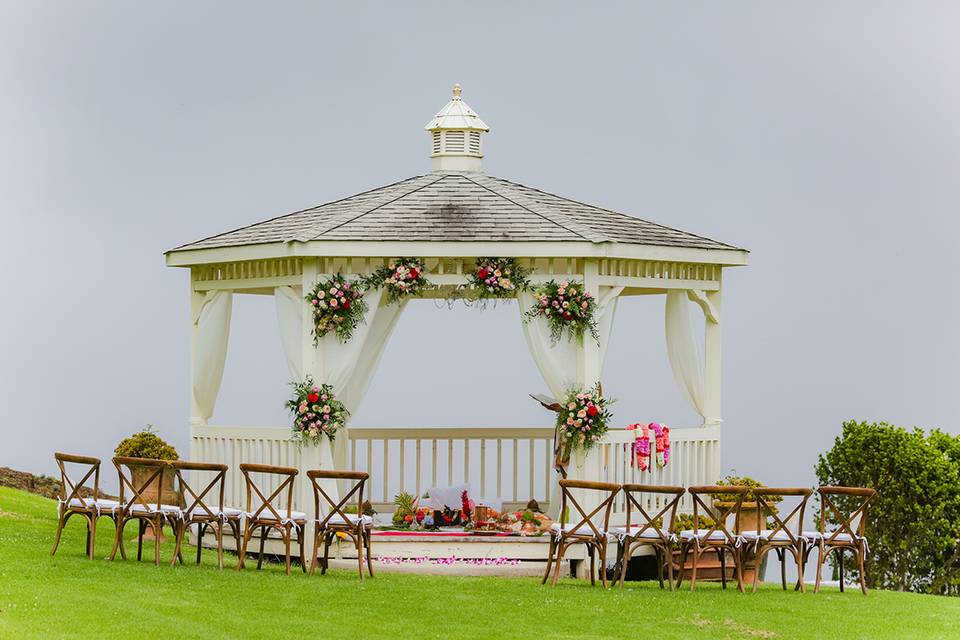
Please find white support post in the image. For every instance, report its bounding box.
[702,283,722,481]
[188,277,205,428]
[300,258,323,561]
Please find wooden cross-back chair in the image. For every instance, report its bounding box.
[542,479,620,588]
[237,463,306,575]
[308,470,373,579]
[741,487,812,593]
[676,485,748,592]
[108,457,182,567]
[613,484,685,590]
[50,453,122,560]
[806,486,876,595]
[168,460,242,570]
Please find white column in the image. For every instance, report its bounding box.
[299,258,323,559]
[702,286,722,427]
[188,284,205,427]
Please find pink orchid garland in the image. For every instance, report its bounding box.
[626,422,671,470]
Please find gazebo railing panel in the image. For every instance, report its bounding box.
[190,425,720,516]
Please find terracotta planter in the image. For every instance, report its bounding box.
[130,464,178,506]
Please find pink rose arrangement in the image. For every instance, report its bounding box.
[525,279,599,344]
[467,257,531,300]
[286,377,349,444]
[306,274,368,343]
[555,383,613,461]
[363,257,431,304]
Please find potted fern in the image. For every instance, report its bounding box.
[113,426,179,506]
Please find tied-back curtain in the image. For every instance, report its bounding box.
[665,290,706,419]
[191,290,233,424]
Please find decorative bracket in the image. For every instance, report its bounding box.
[686,289,719,324]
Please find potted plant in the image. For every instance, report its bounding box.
[114,426,179,506]
[713,475,782,533]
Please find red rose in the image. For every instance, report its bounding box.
[342,299,350,309]
[477,267,489,280]
[403,514,413,523]
[408,268,419,280]
[562,312,572,321]
[587,405,599,417]
[307,392,320,403]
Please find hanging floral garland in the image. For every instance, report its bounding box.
[305,275,368,344]
[555,383,613,463]
[524,279,599,344]
[286,377,349,444]
[626,422,671,471]
[466,257,531,300]
[363,257,431,304]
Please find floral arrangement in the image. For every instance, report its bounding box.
[363,258,430,304]
[496,509,553,536]
[555,383,613,461]
[466,257,531,300]
[525,279,598,344]
[392,492,419,527]
[626,422,671,471]
[714,475,783,511]
[114,426,179,460]
[305,275,368,343]
[285,377,349,444]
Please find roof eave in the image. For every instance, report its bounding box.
[165,239,749,268]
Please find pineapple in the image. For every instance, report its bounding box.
[392,492,416,527]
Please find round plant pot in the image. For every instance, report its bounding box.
[130,464,178,506]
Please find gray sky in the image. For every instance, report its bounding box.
[2,1,958,490]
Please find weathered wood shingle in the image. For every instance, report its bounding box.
[170,172,741,251]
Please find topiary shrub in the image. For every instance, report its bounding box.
[114,426,179,461]
[815,420,960,594]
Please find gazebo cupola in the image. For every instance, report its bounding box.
[425,83,489,172]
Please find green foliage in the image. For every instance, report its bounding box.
[815,420,960,595]
[524,279,599,344]
[672,512,716,534]
[714,475,783,509]
[113,426,179,461]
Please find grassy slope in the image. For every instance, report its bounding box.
[0,487,957,639]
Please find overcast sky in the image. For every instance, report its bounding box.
[1,2,958,490]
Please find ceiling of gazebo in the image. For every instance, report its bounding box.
[168,171,743,254]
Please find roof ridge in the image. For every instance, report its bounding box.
[485,174,740,251]
[308,173,452,240]
[165,174,428,253]
[464,173,605,243]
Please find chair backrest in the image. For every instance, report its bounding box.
[113,456,169,511]
[622,483,685,543]
[307,469,369,528]
[558,479,620,537]
[239,463,298,521]
[818,486,876,544]
[752,487,812,545]
[170,460,227,518]
[688,484,749,545]
[54,452,102,508]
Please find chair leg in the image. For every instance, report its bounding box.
[196,522,205,565]
[237,522,252,570]
[309,527,321,576]
[365,529,375,577]
[321,531,332,575]
[283,525,292,576]
[171,521,186,568]
[719,547,727,589]
[216,522,225,570]
[297,527,307,573]
[356,531,365,580]
[550,540,566,587]
[87,514,98,560]
[588,545,596,586]
[655,547,665,589]
[151,520,161,567]
[137,519,145,562]
[599,543,609,589]
[257,526,268,570]
[108,517,127,561]
[50,512,68,556]
[839,549,845,593]
[791,545,805,593]
[814,545,826,593]
[752,546,767,593]
[541,535,556,585]
[674,543,689,589]
[689,546,700,591]
[857,543,868,595]
[666,545,676,591]
[779,548,787,589]
[618,540,630,588]
[734,546,745,593]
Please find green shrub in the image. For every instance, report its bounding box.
[714,475,782,509]
[815,420,960,595]
[114,426,179,461]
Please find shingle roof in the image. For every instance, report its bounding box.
[169,172,741,252]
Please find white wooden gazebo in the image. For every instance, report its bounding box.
[164,85,748,550]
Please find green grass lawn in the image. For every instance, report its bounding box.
[0,487,957,639]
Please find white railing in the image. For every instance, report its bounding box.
[190,424,720,516]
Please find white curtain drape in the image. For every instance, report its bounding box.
[191,290,233,424]
[665,290,706,419]
[274,286,407,495]
[519,285,623,517]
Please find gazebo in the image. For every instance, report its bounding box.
[165,85,747,558]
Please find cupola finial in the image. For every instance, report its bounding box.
[425,84,489,172]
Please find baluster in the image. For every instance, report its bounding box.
[382,439,389,503]
[431,439,438,489]
[496,439,502,500]
[464,440,470,486]
[447,440,453,486]
[415,439,422,497]
[479,439,486,499]
[512,439,518,503]
[528,439,535,501]
[399,439,406,496]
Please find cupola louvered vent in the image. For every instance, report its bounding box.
[425,83,489,172]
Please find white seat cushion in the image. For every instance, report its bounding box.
[129,503,182,515]
[247,509,306,522]
[66,498,120,511]
[549,522,606,536]
[742,529,794,542]
[321,513,373,527]
[186,506,244,519]
[803,530,855,543]
[679,529,729,542]
[610,525,668,539]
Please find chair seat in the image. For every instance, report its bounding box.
[247,509,307,522]
[549,522,607,536]
[742,529,794,542]
[320,513,374,527]
[186,506,244,520]
[679,529,730,542]
[610,525,669,540]
[803,530,857,544]
[129,503,182,516]
[66,498,120,512]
